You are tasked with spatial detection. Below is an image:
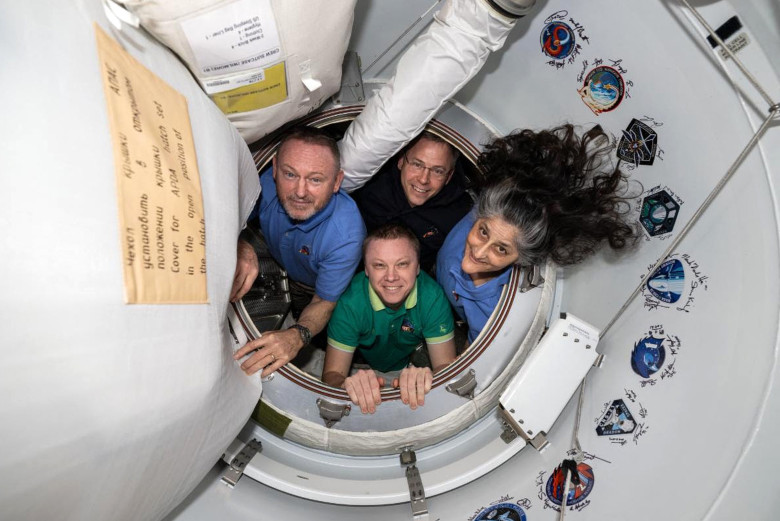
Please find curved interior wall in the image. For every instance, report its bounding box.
[170,0,780,520]
[0,1,778,521]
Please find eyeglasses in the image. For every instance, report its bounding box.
[403,154,451,179]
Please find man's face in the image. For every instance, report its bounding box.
[273,138,343,221]
[364,237,420,309]
[397,138,456,207]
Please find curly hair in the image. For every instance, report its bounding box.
[476,124,638,266]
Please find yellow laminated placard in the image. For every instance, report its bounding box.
[210,61,288,114]
[95,25,208,304]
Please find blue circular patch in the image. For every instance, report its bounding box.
[646,258,685,303]
[541,22,576,60]
[631,335,666,378]
[578,66,625,114]
[474,503,527,521]
[545,463,595,506]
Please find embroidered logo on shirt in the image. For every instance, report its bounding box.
[400,318,415,333]
[439,324,447,334]
[299,245,311,255]
[422,227,439,239]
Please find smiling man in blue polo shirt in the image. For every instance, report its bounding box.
[322,224,456,414]
[232,127,366,376]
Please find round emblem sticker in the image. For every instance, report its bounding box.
[474,503,527,521]
[631,334,666,378]
[546,462,595,506]
[541,22,576,60]
[578,66,625,114]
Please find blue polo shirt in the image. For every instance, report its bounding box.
[258,167,366,302]
[436,212,512,343]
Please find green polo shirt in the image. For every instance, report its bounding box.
[327,271,455,372]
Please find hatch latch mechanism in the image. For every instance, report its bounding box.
[221,438,262,488]
[445,368,477,399]
[316,398,351,428]
[400,447,429,520]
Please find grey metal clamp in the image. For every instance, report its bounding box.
[221,438,262,488]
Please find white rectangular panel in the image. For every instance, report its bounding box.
[499,314,599,445]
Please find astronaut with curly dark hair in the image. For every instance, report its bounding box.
[436,124,639,343]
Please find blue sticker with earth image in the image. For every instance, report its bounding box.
[646,258,685,303]
[578,65,625,114]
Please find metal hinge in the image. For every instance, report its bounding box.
[221,438,262,488]
[332,51,364,105]
[520,264,545,293]
[316,398,351,428]
[499,418,518,444]
[446,369,477,399]
[400,448,428,520]
[499,406,549,451]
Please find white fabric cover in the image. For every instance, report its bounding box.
[275,264,555,455]
[339,0,516,191]
[121,0,357,144]
[0,3,260,521]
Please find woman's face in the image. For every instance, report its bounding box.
[461,216,521,279]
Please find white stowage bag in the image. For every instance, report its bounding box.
[0,3,261,521]
[119,0,357,144]
[339,0,517,191]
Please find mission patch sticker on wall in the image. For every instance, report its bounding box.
[630,326,683,385]
[473,503,527,521]
[640,252,709,313]
[540,10,590,70]
[578,65,625,114]
[635,185,682,244]
[640,189,679,237]
[631,334,666,378]
[646,258,685,303]
[596,399,637,436]
[618,118,658,166]
[545,462,595,506]
[597,392,651,446]
[541,21,577,60]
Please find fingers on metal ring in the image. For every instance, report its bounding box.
[270,354,276,362]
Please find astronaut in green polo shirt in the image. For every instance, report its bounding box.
[323,224,456,414]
